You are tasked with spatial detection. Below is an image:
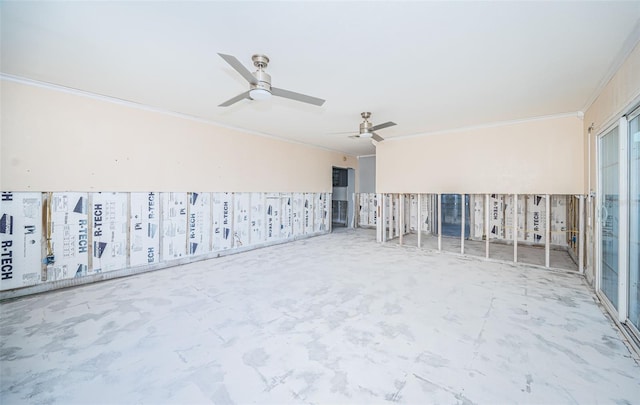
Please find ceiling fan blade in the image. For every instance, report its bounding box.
[218,53,257,85]
[371,132,384,142]
[348,134,360,139]
[219,91,251,107]
[271,87,325,106]
[370,121,396,132]
[329,130,357,135]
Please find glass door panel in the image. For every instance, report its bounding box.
[629,114,640,330]
[600,126,620,310]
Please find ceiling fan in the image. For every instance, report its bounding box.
[346,112,396,142]
[218,53,325,107]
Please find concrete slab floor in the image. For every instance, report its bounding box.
[1,229,639,404]
[398,233,579,271]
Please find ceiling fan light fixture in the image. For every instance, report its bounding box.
[249,88,271,101]
[360,131,373,138]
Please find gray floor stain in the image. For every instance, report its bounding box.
[385,378,406,402]
[242,347,269,367]
[330,370,349,395]
[413,373,441,393]
[534,333,588,365]
[306,341,329,362]
[415,351,450,368]
[384,301,403,315]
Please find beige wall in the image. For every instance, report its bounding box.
[376,115,584,194]
[584,41,640,194]
[1,80,357,192]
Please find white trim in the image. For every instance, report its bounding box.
[513,194,518,263]
[399,194,404,246]
[385,112,582,142]
[485,194,490,259]
[618,116,629,322]
[438,194,442,252]
[0,73,354,157]
[460,194,465,255]
[417,194,422,248]
[545,194,551,268]
[578,195,585,274]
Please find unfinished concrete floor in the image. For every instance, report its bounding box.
[401,233,579,271]
[1,229,639,404]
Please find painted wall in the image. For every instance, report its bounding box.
[584,41,640,194]
[376,115,584,194]
[358,155,376,193]
[1,79,358,192]
[582,40,640,285]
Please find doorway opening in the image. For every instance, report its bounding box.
[332,167,355,228]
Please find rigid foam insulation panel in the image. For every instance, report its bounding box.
[281,194,293,238]
[314,193,326,232]
[304,193,314,234]
[324,193,331,230]
[470,195,484,240]
[383,195,389,230]
[234,192,250,248]
[505,194,526,242]
[250,192,266,245]
[0,192,42,290]
[552,195,568,247]
[489,194,505,240]
[130,192,160,267]
[188,192,211,256]
[90,192,128,273]
[266,193,282,241]
[368,194,377,226]
[47,192,89,281]
[212,192,233,251]
[161,192,187,260]
[523,195,545,244]
[292,193,304,236]
[419,194,432,234]
[409,194,418,231]
[358,194,369,227]
[393,195,399,235]
[356,193,379,228]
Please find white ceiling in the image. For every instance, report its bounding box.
[2,1,640,156]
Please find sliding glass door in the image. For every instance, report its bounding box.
[599,126,619,310]
[598,109,640,340]
[628,111,640,332]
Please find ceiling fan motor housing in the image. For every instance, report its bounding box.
[360,121,373,134]
[251,69,272,93]
[360,112,372,135]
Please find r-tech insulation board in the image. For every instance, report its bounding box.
[130,192,160,267]
[90,192,128,273]
[0,191,331,292]
[46,192,89,281]
[188,192,211,256]
[0,192,43,290]
[266,193,282,241]
[161,192,187,261]
[234,193,250,248]
[213,192,233,251]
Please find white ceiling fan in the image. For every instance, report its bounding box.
[345,112,397,142]
[218,53,326,107]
